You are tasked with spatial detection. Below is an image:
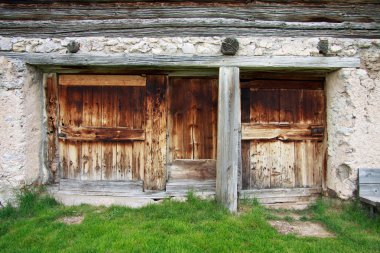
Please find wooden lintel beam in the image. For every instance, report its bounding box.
[1,52,360,70]
[58,126,145,141]
[58,74,146,86]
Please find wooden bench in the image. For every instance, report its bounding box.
[358,168,380,217]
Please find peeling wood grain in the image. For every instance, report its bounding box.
[144,75,167,190]
[241,123,324,141]
[1,53,361,70]
[59,126,145,141]
[45,74,59,182]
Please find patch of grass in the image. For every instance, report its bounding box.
[0,191,379,253]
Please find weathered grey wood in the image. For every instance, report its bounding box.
[1,5,378,24]
[358,169,380,213]
[0,53,361,70]
[359,184,380,197]
[240,187,322,199]
[59,179,143,193]
[0,3,379,38]
[358,168,380,184]
[216,66,240,213]
[166,179,216,193]
[167,159,216,180]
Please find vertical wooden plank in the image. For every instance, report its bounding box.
[102,144,117,180]
[211,79,218,160]
[66,141,81,179]
[133,86,145,129]
[58,84,68,127]
[81,142,102,180]
[169,78,186,161]
[102,86,118,180]
[279,89,299,124]
[280,142,295,188]
[145,75,167,190]
[269,141,282,188]
[241,88,251,189]
[58,84,69,179]
[45,74,59,181]
[81,87,102,180]
[251,142,271,189]
[267,89,280,124]
[313,142,323,186]
[59,140,68,179]
[185,79,197,159]
[132,141,145,180]
[117,142,133,180]
[216,67,240,213]
[300,89,315,125]
[294,141,307,187]
[305,140,314,187]
[117,86,134,128]
[191,79,200,159]
[66,87,82,179]
[81,87,92,180]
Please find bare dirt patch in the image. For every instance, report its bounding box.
[58,215,84,225]
[269,220,335,238]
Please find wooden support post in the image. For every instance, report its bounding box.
[216,66,241,213]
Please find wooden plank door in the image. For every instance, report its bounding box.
[241,80,326,189]
[57,75,146,181]
[167,78,218,181]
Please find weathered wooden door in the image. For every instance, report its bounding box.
[241,80,326,189]
[57,75,167,189]
[167,78,218,181]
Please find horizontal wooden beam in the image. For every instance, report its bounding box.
[58,126,145,141]
[0,19,378,38]
[242,123,324,141]
[1,53,361,70]
[166,179,216,193]
[59,179,144,193]
[58,74,146,86]
[240,79,324,89]
[239,187,322,199]
[167,159,216,180]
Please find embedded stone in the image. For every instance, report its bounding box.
[221,37,239,55]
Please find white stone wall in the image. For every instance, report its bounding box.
[0,36,379,202]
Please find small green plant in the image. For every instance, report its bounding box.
[0,186,59,219]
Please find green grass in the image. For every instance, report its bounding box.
[0,189,379,253]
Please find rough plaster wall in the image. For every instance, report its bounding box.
[0,35,379,201]
[325,48,380,199]
[0,56,43,204]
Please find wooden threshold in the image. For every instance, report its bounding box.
[59,74,146,86]
[58,126,145,141]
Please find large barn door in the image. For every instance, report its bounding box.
[57,75,147,182]
[241,80,326,189]
[167,78,218,185]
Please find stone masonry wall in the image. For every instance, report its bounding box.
[0,36,379,202]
